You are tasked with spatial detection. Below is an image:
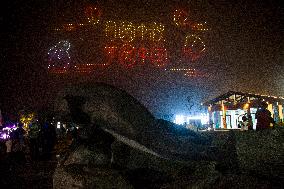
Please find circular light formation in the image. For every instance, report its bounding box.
[183,34,205,61]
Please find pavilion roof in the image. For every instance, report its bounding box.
[202,91,284,107]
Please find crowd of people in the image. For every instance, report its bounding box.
[0,100,282,171]
[238,101,279,131]
[0,119,57,171]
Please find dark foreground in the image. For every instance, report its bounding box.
[0,155,282,189]
[0,155,57,189]
[1,129,283,189]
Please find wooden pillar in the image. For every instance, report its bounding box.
[268,103,273,117]
[279,103,283,121]
[222,101,227,129]
[267,103,274,127]
[246,97,251,117]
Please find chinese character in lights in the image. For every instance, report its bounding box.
[85,5,102,25]
[119,44,136,67]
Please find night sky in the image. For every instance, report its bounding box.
[0,0,283,118]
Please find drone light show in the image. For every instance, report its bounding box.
[48,5,209,77]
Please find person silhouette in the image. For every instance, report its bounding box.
[255,102,275,130]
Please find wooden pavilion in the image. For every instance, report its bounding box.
[202,91,284,129]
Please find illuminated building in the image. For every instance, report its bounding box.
[202,91,284,130]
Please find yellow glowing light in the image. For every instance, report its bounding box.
[208,106,212,111]
[267,103,273,117]
[137,24,147,40]
[105,21,117,38]
[173,9,188,27]
[243,103,250,109]
[184,34,205,52]
[20,113,35,131]
[149,22,165,42]
[118,21,136,43]
[104,21,165,43]
[279,104,283,120]
[191,23,209,31]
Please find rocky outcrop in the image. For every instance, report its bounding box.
[53,82,211,161]
[52,83,283,188]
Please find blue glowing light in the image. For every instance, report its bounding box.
[174,113,209,125]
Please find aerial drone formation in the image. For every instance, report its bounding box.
[48,5,209,77]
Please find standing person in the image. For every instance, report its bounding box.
[17,123,26,149]
[23,137,31,164]
[238,120,244,129]
[255,102,275,131]
[247,115,253,130]
[41,122,49,159]
[0,109,3,128]
[12,138,25,164]
[28,121,40,161]
[42,122,56,160]
[5,138,13,170]
[5,139,13,154]
[241,116,249,131]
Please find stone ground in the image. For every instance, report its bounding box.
[0,128,283,189]
[0,155,57,189]
[0,153,282,189]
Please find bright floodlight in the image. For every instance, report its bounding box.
[174,115,185,125]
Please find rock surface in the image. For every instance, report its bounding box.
[53,82,211,160]
[53,83,283,188]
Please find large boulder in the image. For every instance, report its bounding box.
[53,82,211,160]
[235,128,284,180]
[52,82,218,188]
[52,83,284,188]
[200,128,284,187]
